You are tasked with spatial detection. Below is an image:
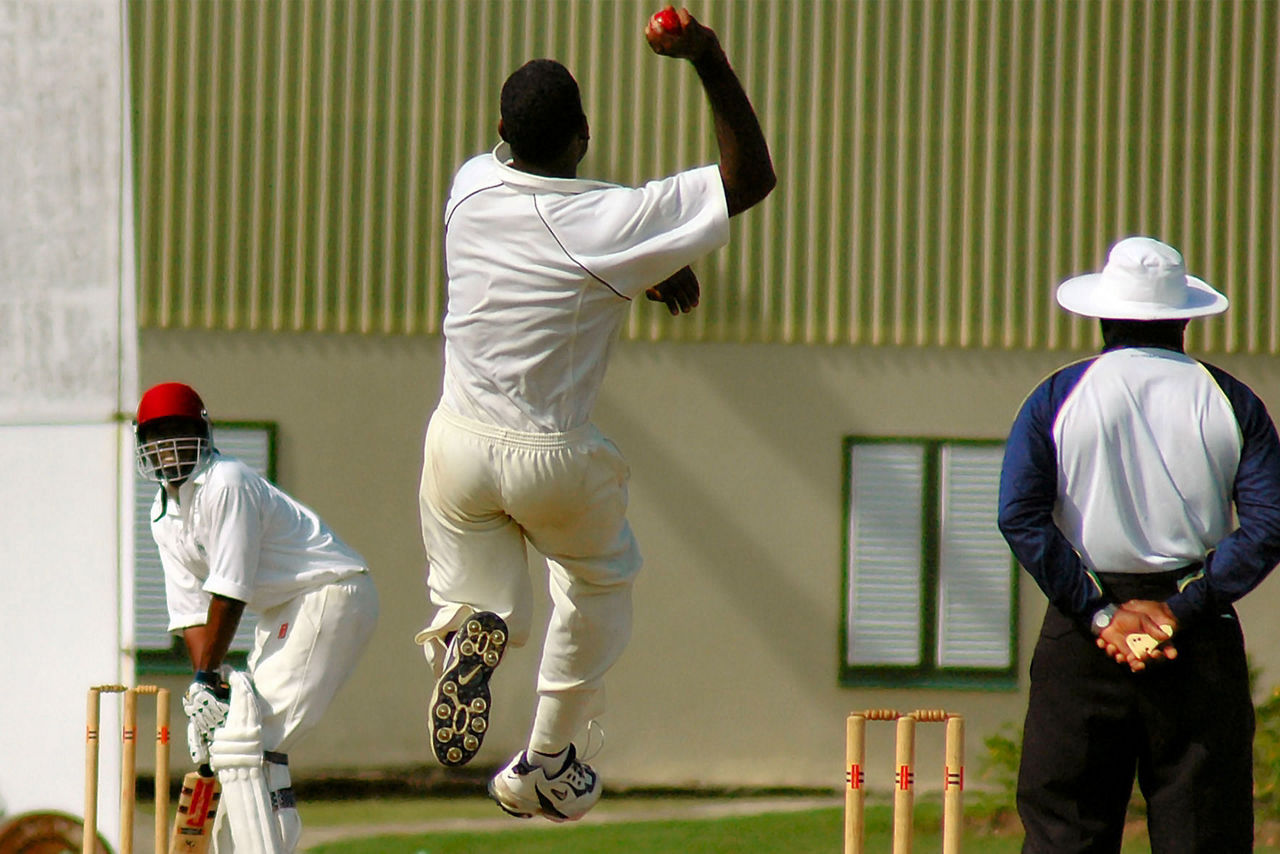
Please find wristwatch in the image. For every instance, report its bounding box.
[1090,603,1119,636]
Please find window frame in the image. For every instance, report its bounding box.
[135,420,278,674]
[839,435,1019,690]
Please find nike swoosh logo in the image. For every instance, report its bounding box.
[458,665,483,685]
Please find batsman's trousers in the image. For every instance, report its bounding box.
[417,406,641,753]
[1018,569,1254,854]
[249,571,379,753]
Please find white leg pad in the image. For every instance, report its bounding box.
[266,752,301,853]
[210,672,284,854]
[211,804,233,853]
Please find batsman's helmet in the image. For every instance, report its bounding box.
[134,382,213,483]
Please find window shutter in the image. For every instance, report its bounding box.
[133,425,272,653]
[846,443,925,666]
[936,444,1013,668]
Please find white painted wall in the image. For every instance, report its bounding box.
[0,427,133,828]
[0,0,136,847]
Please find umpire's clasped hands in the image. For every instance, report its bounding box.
[1096,599,1180,672]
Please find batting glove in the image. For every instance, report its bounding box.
[187,718,211,766]
[182,669,231,758]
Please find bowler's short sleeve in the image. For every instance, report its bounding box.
[542,164,730,298]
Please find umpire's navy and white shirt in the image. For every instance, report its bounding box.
[440,142,730,434]
[998,344,1280,624]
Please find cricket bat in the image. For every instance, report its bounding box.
[169,764,220,853]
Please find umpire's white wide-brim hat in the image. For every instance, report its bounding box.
[1056,236,1228,320]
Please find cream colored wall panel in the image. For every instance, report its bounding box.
[140,329,1280,785]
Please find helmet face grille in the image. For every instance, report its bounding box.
[136,436,211,483]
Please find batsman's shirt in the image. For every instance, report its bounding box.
[998,345,1280,623]
[151,452,368,629]
[440,142,730,433]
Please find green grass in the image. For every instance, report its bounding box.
[301,796,504,826]
[298,796,1280,854]
[309,809,844,854]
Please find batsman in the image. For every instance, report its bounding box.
[135,382,379,852]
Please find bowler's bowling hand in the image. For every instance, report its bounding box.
[645,7,715,61]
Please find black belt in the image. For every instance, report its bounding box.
[1097,563,1202,601]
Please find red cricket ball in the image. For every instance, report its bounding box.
[652,7,682,34]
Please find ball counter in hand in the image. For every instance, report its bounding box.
[651,7,682,34]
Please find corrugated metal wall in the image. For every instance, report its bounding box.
[128,0,1280,353]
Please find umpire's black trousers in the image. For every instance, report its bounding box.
[1018,569,1254,854]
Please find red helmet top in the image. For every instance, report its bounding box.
[136,382,208,428]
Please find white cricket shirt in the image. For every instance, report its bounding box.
[439,142,730,432]
[151,453,368,630]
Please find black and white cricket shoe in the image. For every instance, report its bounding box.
[428,611,508,766]
[487,744,602,822]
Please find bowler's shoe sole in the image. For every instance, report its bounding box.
[429,612,508,766]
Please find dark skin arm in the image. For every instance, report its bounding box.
[182,593,247,672]
[646,265,700,315]
[645,8,776,217]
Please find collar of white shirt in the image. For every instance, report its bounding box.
[490,142,617,195]
[167,450,220,507]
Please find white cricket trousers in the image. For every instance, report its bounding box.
[417,407,642,753]
[249,571,379,752]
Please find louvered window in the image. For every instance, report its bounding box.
[841,439,1016,687]
[135,423,277,671]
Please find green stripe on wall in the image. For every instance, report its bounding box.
[128,0,1280,352]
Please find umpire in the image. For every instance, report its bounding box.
[998,236,1280,853]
